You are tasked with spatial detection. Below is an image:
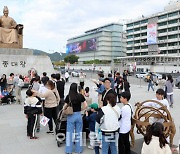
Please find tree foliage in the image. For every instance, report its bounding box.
[64,55,79,64]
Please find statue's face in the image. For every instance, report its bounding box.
[3,11,8,17]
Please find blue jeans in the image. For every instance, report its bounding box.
[148,81,154,91]
[102,133,118,154]
[65,112,83,153]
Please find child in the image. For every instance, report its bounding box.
[119,91,132,154]
[141,122,171,154]
[96,93,121,154]
[24,89,42,139]
[1,88,10,104]
[143,89,169,123]
[85,103,98,150]
[84,87,92,105]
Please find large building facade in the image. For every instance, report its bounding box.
[126,1,180,57]
[66,23,126,62]
[123,1,180,73]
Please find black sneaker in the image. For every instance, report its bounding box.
[36,128,40,132]
[46,131,54,135]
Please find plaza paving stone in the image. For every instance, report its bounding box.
[0,76,179,154]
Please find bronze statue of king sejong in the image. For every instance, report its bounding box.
[0,6,23,48]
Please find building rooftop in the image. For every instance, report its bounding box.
[67,23,123,41]
[126,0,180,24]
[85,23,123,33]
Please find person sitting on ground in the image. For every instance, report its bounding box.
[141,122,172,154]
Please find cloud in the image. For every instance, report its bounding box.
[0,0,171,53]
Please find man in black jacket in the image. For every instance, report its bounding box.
[56,73,65,111]
[101,78,117,107]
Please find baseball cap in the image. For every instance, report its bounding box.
[89,103,98,110]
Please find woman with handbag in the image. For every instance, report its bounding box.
[33,80,60,134]
[63,83,87,154]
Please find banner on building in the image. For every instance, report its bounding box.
[66,38,96,54]
[147,23,157,45]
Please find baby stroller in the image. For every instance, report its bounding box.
[1,87,15,105]
[55,109,67,147]
[55,109,90,147]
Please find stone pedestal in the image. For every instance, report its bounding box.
[0,34,23,48]
[0,48,54,76]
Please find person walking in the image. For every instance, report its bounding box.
[165,75,174,108]
[147,72,154,92]
[65,71,69,82]
[63,83,87,154]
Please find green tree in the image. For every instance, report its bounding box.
[64,55,79,64]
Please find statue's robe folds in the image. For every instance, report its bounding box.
[0,16,18,43]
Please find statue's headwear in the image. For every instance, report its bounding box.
[3,6,9,13]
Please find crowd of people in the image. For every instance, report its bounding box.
[0,70,177,154]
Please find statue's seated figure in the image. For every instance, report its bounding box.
[0,6,23,48]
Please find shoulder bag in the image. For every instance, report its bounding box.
[63,96,73,115]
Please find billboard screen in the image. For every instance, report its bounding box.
[147,23,157,45]
[66,38,96,54]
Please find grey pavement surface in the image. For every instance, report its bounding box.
[0,75,180,154]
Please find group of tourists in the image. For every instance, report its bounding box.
[2,69,175,154]
[0,73,25,104]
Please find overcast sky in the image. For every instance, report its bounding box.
[0,0,171,53]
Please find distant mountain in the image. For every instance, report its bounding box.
[32,49,67,62]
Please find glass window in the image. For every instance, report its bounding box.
[168,19,178,24]
[141,26,147,30]
[158,36,167,40]
[127,53,132,56]
[168,42,178,46]
[141,45,148,49]
[134,34,140,37]
[134,40,140,43]
[158,43,167,47]
[134,46,140,49]
[158,29,167,33]
[127,29,134,33]
[134,52,140,56]
[127,35,133,39]
[134,21,140,26]
[127,41,133,45]
[141,33,147,36]
[127,23,133,27]
[127,47,132,50]
[134,28,140,31]
[168,11,178,17]
[141,19,148,24]
[158,14,167,19]
[158,21,167,26]
[141,52,148,55]
[168,34,178,39]
[141,39,147,43]
[168,27,178,32]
